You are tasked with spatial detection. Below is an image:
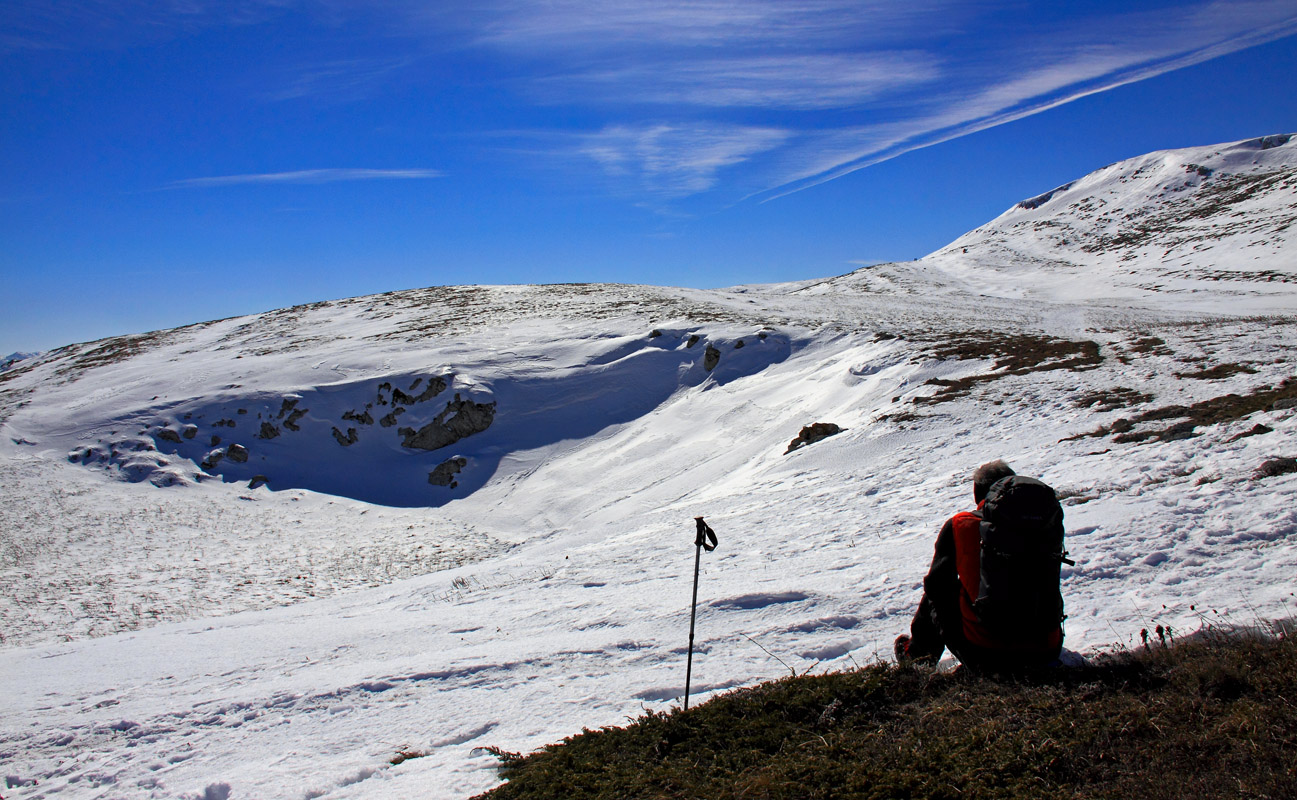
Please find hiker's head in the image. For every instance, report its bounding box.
[973,459,1015,503]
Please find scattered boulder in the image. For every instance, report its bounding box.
[277,397,300,419]
[248,475,270,489]
[734,339,745,350]
[226,444,249,463]
[283,408,307,431]
[649,329,663,339]
[182,425,198,439]
[380,407,406,427]
[201,450,225,470]
[331,427,359,447]
[429,456,468,488]
[400,394,496,451]
[156,429,183,444]
[1254,457,1297,480]
[687,335,701,349]
[342,409,374,425]
[210,435,221,447]
[785,422,844,454]
[258,422,281,440]
[704,344,721,372]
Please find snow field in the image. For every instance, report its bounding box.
[1,134,1295,799]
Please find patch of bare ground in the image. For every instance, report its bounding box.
[911,331,1103,405]
[52,330,177,380]
[1073,387,1154,412]
[1174,363,1259,380]
[1069,377,1297,444]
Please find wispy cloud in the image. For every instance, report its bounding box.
[577,124,790,197]
[757,2,1297,199]
[530,52,942,110]
[169,168,442,188]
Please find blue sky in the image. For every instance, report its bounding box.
[3,1,1295,354]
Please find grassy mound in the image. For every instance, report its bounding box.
[473,628,1296,799]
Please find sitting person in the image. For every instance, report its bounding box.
[895,459,1066,671]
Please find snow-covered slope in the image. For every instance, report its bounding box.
[2,135,1296,800]
[817,133,1297,310]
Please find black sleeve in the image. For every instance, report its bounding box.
[921,517,964,642]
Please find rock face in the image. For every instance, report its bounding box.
[704,344,721,372]
[428,456,468,488]
[226,444,249,463]
[785,422,843,454]
[400,394,496,452]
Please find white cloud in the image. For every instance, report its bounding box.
[579,124,790,197]
[169,168,442,188]
[531,52,942,110]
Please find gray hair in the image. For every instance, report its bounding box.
[973,459,1016,503]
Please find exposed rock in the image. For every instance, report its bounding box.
[1255,456,1297,480]
[248,475,270,489]
[1274,398,1297,411]
[785,422,844,454]
[734,339,745,349]
[1228,423,1272,442]
[277,398,300,419]
[393,375,448,406]
[210,435,221,447]
[704,344,721,372]
[649,329,663,339]
[380,407,406,428]
[156,429,183,444]
[428,456,468,488]
[226,444,249,463]
[258,422,281,440]
[201,450,224,470]
[400,394,496,451]
[342,409,374,425]
[283,408,307,432]
[214,419,236,428]
[331,427,359,447]
[182,425,198,440]
[687,335,701,348]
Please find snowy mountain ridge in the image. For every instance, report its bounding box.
[1,134,1296,800]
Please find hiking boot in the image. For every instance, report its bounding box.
[893,634,912,664]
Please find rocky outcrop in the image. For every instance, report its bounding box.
[342,409,374,425]
[226,444,249,463]
[400,394,496,451]
[393,376,447,406]
[258,422,280,440]
[704,344,721,372]
[428,456,468,488]
[331,427,359,447]
[785,422,843,454]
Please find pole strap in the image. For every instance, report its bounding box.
[694,517,718,551]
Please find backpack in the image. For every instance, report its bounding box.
[973,476,1074,637]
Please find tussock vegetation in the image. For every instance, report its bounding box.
[912,331,1103,405]
[474,629,1297,800]
[1072,377,1297,444]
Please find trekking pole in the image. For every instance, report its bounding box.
[684,516,717,711]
